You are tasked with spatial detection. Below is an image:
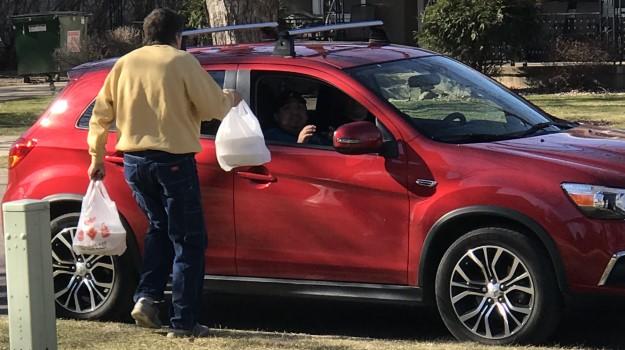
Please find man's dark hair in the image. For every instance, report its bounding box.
[276,91,306,111]
[143,8,185,45]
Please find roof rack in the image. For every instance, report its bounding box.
[181,22,279,38]
[181,22,279,50]
[273,20,387,57]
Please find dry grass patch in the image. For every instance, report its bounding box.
[0,316,590,350]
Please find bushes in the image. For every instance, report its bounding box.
[104,26,143,57]
[53,26,142,71]
[526,39,612,92]
[417,0,538,74]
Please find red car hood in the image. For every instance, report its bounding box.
[467,126,625,180]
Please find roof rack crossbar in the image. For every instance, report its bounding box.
[182,22,278,38]
[273,20,386,57]
[286,20,383,36]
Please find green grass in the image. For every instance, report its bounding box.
[0,317,588,350]
[0,94,623,139]
[525,93,625,129]
[0,96,53,136]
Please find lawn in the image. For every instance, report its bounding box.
[525,93,625,129]
[0,316,587,350]
[0,96,52,136]
[0,94,624,138]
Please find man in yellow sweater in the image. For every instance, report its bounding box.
[87,8,240,338]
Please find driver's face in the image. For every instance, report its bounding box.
[276,101,308,135]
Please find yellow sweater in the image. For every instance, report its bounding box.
[88,44,234,163]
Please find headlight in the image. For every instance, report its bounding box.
[562,183,625,219]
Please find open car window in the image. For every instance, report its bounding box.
[251,71,376,148]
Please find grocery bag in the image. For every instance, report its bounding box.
[215,100,271,171]
[72,180,127,256]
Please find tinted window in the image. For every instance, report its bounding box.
[77,101,96,128]
[77,70,227,134]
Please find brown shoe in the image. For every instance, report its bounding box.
[130,297,162,329]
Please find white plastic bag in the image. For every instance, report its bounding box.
[72,180,127,256]
[215,100,271,171]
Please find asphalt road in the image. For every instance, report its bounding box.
[0,135,9,315]
[0,81,66,102]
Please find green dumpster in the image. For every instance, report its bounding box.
[11,11,89,78]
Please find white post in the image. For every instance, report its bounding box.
[3,200,57,350]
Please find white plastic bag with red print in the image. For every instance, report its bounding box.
[72,180,127,256]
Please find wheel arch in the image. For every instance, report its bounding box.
[418,206,568,300]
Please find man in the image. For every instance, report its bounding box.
[87,8,241,338]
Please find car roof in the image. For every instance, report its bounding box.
[70,41,435,78]
[188,41,434,68]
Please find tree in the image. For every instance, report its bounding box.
[417,0,538,74]
[205,0,279,45]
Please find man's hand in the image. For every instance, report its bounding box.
[224,89,243,106]
[88,161,105,180]
[298,125,317,144]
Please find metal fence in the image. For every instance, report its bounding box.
[524,1,625,62]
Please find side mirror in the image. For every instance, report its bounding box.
[333,121,383,155]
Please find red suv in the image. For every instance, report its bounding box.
[3,24,625,345]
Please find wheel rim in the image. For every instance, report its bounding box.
[51,227,116,314]
[449,245,535,340]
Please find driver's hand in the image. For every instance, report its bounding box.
[298,125,317,144]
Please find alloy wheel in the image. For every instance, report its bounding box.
[449,245,535,340]
[51,227,116,314]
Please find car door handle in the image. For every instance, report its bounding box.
[236,171,277,183]
[104,153,124,165]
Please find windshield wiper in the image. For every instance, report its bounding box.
[431,133,511,143]
[517,121,558,137]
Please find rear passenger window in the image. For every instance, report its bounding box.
[76,70,227,134]
[77,101,96,128]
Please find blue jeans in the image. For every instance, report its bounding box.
[123,151,207,330]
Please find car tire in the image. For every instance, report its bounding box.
[435,227,562,345]
[50,212,137,320]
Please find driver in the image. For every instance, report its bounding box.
[264,91,328,145]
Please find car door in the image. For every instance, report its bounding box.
[196,66,238,275]
[233,66,410,285]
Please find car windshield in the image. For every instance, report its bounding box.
[347,56,574,143]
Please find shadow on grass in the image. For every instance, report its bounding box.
[195,295,451,342]
[148,294,625,349]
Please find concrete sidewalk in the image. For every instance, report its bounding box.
[0,136,14,198]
